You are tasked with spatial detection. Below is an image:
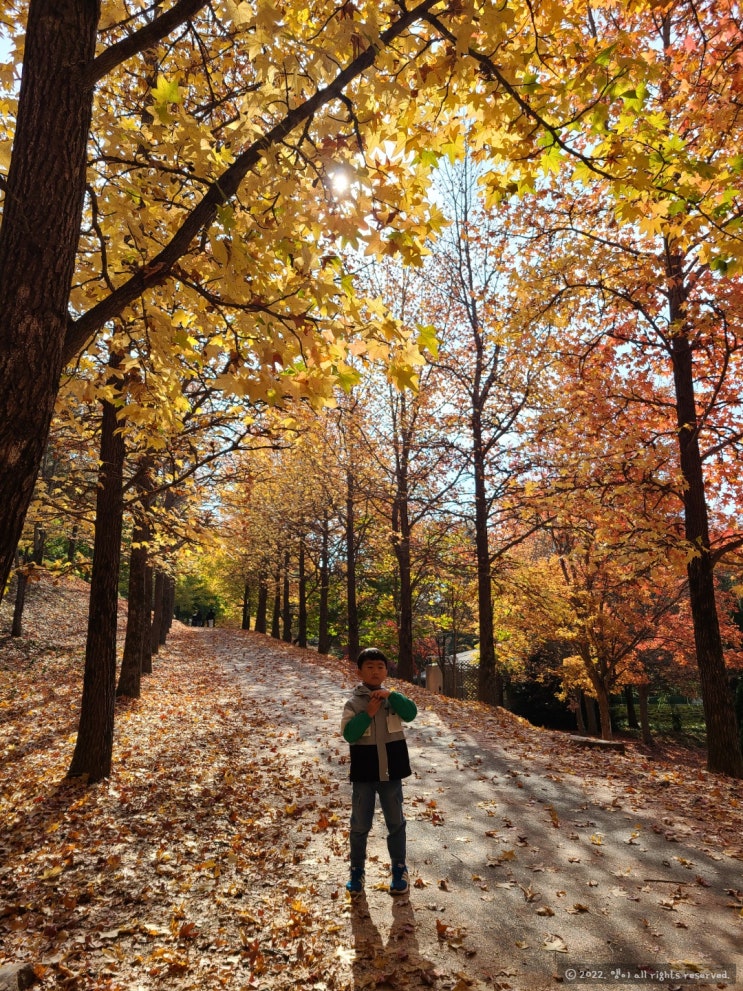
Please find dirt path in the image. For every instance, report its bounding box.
[2,588,741,991]
[211,628,743,991]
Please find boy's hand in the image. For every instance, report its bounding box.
[366,689,391,716]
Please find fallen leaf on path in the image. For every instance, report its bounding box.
[543,934,568,953]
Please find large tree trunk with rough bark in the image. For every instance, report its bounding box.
[0,0,100,604]
[67,393,125,783]
[667,250,743,778]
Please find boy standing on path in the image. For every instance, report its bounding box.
[341,647,418,896]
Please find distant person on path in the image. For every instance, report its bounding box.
[206,608,215,628]
[341,647,417,896]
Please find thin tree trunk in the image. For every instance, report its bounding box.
[297,540,307,648]
[159,574,170,646]
[271,565,281,639]
[345,469,359,663]
[242,580,251,630]
[638,683,653,747]
[574,690,586,734]
[116,522,149,699]
[151,570,165,655]
[625,685,639,729]
[68,388,125,783]
[0,0,101,603]
[255,571,268,634]
[318,514,330,654]
[473,407,501,706]
[282,549,292,643]
[67,524,79,563]
[596,682,613,741]
[163,575,174,639]
[11,551,29,638]
[142,566,153,675]
[11,526,45,636]
[585,695,599,736]
[392,497,414,682]
[33,525,45,564]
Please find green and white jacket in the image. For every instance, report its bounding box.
[341,685,417,783]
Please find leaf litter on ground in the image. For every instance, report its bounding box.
[2,572,743,991]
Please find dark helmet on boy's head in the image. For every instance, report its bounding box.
[357,647,389,668]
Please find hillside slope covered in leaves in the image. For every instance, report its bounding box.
[1,574,742,991]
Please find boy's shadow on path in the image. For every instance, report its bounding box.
[349,893,437,990]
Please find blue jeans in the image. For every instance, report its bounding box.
[349,779,406,870]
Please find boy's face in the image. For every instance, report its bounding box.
[359,659,387,688]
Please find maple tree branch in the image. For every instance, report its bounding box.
[84,184,116,294]
[422,9,619,183]
[87,0,211,86]
[711,533,743,567]
[64,0,440,364]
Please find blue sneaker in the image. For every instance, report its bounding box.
[346,867,365,894]
[389,863,409,895]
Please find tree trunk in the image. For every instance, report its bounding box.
[67,390,125,783]
[318,514,330,654]
[282,549,292,643]
[596,682,613,741]
[116,522,149,699]
[151,570,165,655]
[271,565,281,639]
[297,539,307,648]
[10,527,45,637]
[11,551,29,638]
[638,683,653,746]
[142,565,153,674]
[667,249,743,777]
[11,572,28,638]
[67,524,79,563]
[0,0,101,603]
[391,500,414,682]
[32,525,46,564]
[574,690,586,734]
[255,571,268,634]
[242,580,251,630]
[472,407,501,706]
[624,685,639,729]
[163,575,174,639]
[345,469,360,663]
[585,695,599,736]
